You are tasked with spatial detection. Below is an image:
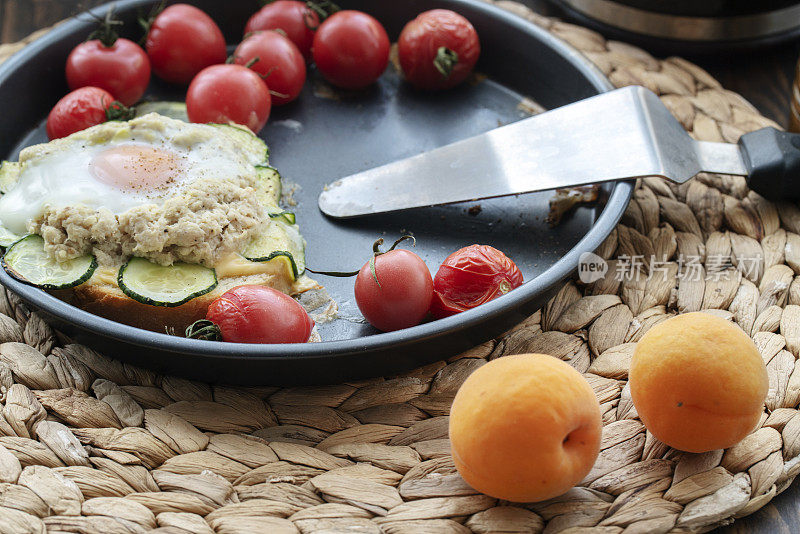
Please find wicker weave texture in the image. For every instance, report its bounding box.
[0,1,797,533]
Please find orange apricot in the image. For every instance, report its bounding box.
[629,312,768,453]
[449,353,602,503]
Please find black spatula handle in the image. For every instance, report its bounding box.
[739,127,800,200]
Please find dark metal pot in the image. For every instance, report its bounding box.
[546,0,800,52]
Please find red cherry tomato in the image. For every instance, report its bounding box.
[186,64,272,134]
[245,0,319,60]
[46,87,115,140]
[234,31,306,106]
[66,38,150,106]
[312,10,390,89]
[430,245,523,318]
[398,9,480,90]
[145,4,227,85]
[205,285,314,344]
[354,249,433,332]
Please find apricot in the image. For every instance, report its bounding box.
[629,312,768,453]
[449,353,602,503]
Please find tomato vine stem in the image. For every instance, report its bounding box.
[433,46,459,79]
[304,268,360,277]
[185,319,222,341]
[370,235,416,288]
[306,0,340,23]
[137,1,165,45]
[87,7,124,47]
[305,235,417,287]
[105,101,135,121]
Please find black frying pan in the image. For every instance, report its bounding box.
[0,0,632,385]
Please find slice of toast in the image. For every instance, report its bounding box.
[72,269,320,334]
[0,116,320,334]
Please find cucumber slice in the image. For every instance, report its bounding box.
[135,101,188,121]
[0,161,20,194]
[118,257,218,307]
[2,234,97,289]
[255,165,282,207]
[242,220,306,280]
[0,226,22,249]
[210,123,269,164]
[267,210,296,225]
[280,223,305,275]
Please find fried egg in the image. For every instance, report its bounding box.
[0,114,261,235]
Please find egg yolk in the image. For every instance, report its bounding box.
[89,145,182,192]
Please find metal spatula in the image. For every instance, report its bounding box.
[318,85,800,218]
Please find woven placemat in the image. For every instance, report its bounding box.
[0,2,797,532]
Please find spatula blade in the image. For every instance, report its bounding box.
[318,86,747,218]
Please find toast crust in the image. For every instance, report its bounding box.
[71,272,321,334]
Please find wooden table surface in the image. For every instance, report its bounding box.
[1,1,800,532]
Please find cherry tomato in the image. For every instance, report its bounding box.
[145,4,227,85]
[46,87,115,140]
[234,31,306,106]
[398,9,480,90]
[355,249,433,332]
[312,10,390,89]
[430,245,523,318]
[186,64,272,134]
[66,38,150,106]
[245,0,319,60]
[205,285,314,344]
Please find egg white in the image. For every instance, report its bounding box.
[0,117,257,236]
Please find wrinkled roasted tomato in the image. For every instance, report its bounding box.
[46,87,117,140]
[430,244,523,318]
[204,285,314,344]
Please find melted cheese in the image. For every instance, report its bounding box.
[93,267,118,286]
[91,254,287,284]
[214,253,286,278]
[85,253,314,296]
